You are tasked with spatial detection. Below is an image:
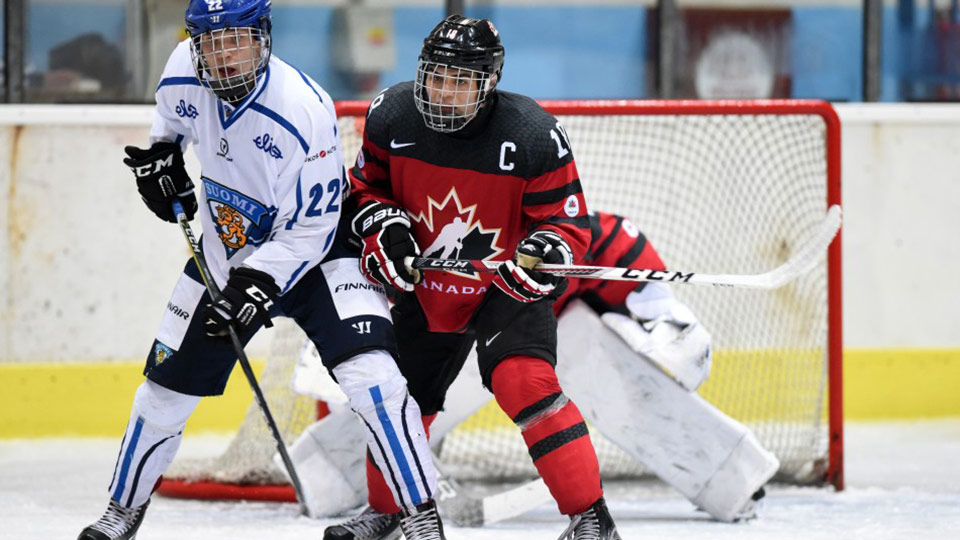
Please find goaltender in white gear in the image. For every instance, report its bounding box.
[288,283,777,522]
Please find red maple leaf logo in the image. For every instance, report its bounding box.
[409,188,504,279]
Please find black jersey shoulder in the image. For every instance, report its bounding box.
[361,85,574,179]
[363,81,428,152]
[487,90,575,178]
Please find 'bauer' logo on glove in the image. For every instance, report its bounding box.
[352,201,422,292]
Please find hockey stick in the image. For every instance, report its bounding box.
[433,457,552,527]
[408,204,841,289]
[170,200,309,516]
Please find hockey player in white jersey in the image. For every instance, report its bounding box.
[77,1,440,539]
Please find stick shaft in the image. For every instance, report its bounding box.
[170,201,308,516]
[410,205,841,290]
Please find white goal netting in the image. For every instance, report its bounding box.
[162,100,841,496]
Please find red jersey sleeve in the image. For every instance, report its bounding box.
[572,211,666,310]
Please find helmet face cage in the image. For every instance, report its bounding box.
[414,60,494,133]
[189,24,271,103]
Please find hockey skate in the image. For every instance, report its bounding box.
[556,498,621,540]
[399,500,445,540]
[323,506,401,540]
[77,499,149,540]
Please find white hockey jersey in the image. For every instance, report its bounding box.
[150,40,344,294]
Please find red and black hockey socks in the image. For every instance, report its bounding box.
[491,355,603,516]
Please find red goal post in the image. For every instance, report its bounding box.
[157,99,843,503]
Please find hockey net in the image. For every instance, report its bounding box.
[158,100,843,502]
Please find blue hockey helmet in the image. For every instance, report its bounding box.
[185,0,272,102]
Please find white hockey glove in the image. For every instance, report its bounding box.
[601,282,712,391]
[493,230,573,303]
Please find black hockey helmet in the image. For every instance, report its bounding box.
[414,15,505,133]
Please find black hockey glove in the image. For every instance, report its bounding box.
[352,201,422,292]
[123,141,198,223]
[493,230,573,303]
[203,267,280,338]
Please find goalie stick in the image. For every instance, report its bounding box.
[408,204,841,289]
[170,200,309,516]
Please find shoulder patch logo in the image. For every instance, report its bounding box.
[253,133,283,159]
[564,194,580,217]
[202,177,277,259]
[154,342,174,365]
[176,99,199,119]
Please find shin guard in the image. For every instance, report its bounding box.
[491,356,602,516]
[109,380,200,508]
[334,351,437,513]
[366,414,437,515]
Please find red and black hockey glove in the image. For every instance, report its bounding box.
[203,266,279,338]
[123,141,198,223]
[351,201,422,292]
[493,230,573,303]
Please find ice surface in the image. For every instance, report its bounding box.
[3,420,959,539]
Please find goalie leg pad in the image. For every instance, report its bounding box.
[490,355,602,516]
[556,300,778,522]
[691,429,779,522]
[333,350,437,513]
[285,408,369,517]
[109,380,199,508]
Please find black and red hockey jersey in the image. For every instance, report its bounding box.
[349,82,590,333]
[556,211,666,314]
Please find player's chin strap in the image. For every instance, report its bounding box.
[408,204,841,289]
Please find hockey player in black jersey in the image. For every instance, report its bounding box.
[326,14,621,540]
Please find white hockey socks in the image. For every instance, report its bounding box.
[333,350,437,512]
[108,380,200,508]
